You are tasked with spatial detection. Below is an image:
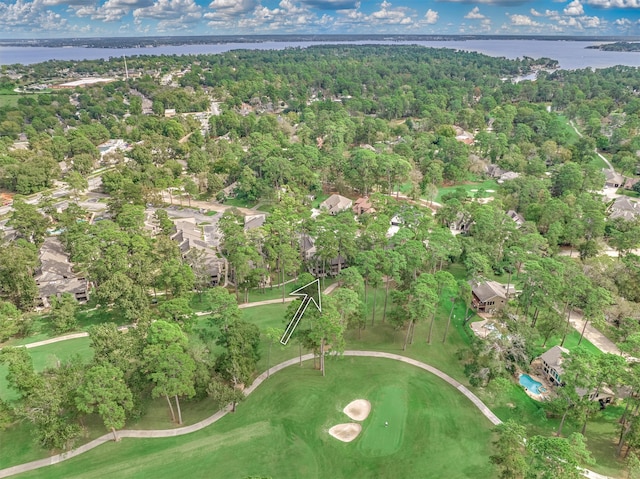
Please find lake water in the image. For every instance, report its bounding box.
[1,39,640,70]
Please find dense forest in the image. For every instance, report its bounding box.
[1,45,640,477]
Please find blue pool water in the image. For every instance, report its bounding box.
[519,374,544,395]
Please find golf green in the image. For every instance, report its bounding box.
[13,357,496,479]
[358,386,407,457]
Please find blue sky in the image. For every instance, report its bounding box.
[2,0,640,38]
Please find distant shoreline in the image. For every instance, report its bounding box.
[0,34,638,49]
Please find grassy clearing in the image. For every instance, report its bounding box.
[221,198,257,209]
[555,115,580,145]
[14,357,496,479]
[616,188,640,198]
[0,95,19,108]
[435,179,499,203]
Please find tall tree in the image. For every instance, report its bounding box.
[75,364,134,441]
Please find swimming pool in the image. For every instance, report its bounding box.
[519,374,544,395]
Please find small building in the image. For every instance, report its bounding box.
[97,139,130,158]
[576,386,616,407]
[609,196,640,221]
[353,197,375,215]
[539,345,568,386]
[164,109,177,118]
[506,210,526,228]
[604,169,625,188]
[624,177,639,191]
[35,237,89,308]
[170,220,226,287]
[221,181,238,199]
[244,214,266,231]
[300,234,347,277]
[319,194,352,215]
[471,280,514,314]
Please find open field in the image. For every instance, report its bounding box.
[13,357,497,479]
[435,180,499,203]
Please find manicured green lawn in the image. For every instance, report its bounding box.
[14,357,497,479]
[435,180,498,203]
[221,198,257,208]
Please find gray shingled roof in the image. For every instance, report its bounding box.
[471,281,508,302]
[539,345,569,372]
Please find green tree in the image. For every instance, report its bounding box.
[490,420,528,479]
[8,200,50,246]
[49,292,78,334]
[75,364,134,441]
[143,321,196,425]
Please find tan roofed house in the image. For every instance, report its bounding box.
[319,194,352,215]
[471,280,514,313]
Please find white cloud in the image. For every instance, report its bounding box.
[530,8,559,16]
[76,0,154,22]
[614,17,632,25]
[464,6,486,19]
[134,0,202,20]
[0,0,68,31]
[208,0,257,15]
[564,0,584,15]
[440,0,530,4]
[424,8,438,24]
[369,1,414,25]
[300,0,358,8]
[583,0,640,7]
[508,13,542,26]
[556,14,604,28]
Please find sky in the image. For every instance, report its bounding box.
[2,0,640,38]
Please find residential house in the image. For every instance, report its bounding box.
[35,237,89,308]
[506,210,526,229]
[244,214,266,231]
[471,280,515,314]
[539,345,568,386]
[604,169,625,188]
[609,196,640,221]
[300,234,347,277]
[624,177,639,191]
[170,220,226,287]
[486,164,519,183]
[576,386,616,407]
[319,194,352,215]
[353,197,375,215]
[221,182,238,199]
[449,211,473,235]
[538,346,616,406]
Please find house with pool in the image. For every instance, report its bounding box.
[539,345,568,386]
[537,345,616,406]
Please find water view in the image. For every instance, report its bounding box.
[2,39,640,69]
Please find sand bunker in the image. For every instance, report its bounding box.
[343,399,371,421]
[329,423,362,442]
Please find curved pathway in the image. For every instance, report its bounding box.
[3,284,341,351]
[0,351,500,478]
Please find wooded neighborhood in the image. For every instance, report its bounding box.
[1,44,640,478]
